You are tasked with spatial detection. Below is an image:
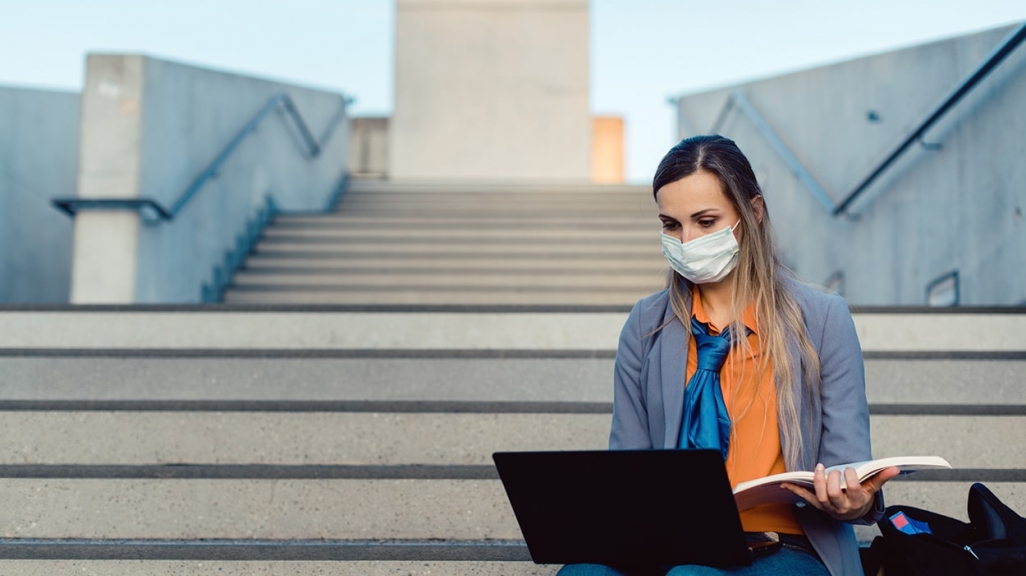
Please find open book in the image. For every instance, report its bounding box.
[733,455,952,511]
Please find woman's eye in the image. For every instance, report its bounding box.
[699,219,716,228]
[661,222,679,231]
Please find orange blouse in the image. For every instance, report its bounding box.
[687,290,803,535]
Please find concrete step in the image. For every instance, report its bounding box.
[0,357,1022,406]
[864,359,1026,403]
[0,311,627,351]
[326,206,654,218]
[297,207,653,217]
[260,228,658,241]
[244,256,668,273]
[221,288,654,306]
[337,194,647,205]
[0,478,521,539]
[242,255,669,271]
[332,198,652,211]
[1,478,1021,540]
[272,215,654,229]
[345,179,649,195]
[230,272,666,290]
[1,413,1021,469]
[252,242,658,256]
[0,560,556,576]
[297,197,650,207]
[4,310,1025,353]
[0,357,614,402]
[0,413,609,465]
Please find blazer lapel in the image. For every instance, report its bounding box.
[782,332,813,471]
[659,292,689,449]
[780,281,820,472]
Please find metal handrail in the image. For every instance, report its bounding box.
[834,21,1026,215]
[52,92,348,222]
[711,91,835,213]
[689,20,1026,217]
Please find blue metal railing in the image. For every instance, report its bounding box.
[201,194,278,303]
[689,21,1026,217]
[52,92,348,223]
[833,21,1026,215]
[198,171,351,303]
[710,90,835,213]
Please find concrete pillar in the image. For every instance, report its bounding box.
[67,54,350,304]
[70,55,145,303]
[391,0,591,180]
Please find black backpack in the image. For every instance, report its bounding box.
[864,483,1026,576]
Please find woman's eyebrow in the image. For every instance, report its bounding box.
[689,208,719,219]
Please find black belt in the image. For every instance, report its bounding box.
[745,532,820,560]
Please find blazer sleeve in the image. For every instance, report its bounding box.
[609,301,653,450]
[816,294,885,524]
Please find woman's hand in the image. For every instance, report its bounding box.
[780,464,900,521]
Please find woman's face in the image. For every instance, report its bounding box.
[656,170,740,243]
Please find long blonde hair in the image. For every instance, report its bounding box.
[653,135,820,470]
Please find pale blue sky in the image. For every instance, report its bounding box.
[1,1,1023,182]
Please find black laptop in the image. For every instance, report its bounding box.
[492,449,752,573]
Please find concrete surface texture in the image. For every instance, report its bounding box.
[0,357,616,402]
[70,54,350,304]
[0,478,520,539]
[0,85,78,303]
[2,356,1024,405]
[3,309,1025,352]
[226,179,666,305]
[675,23,1026,305]
[0,412,1019,468]
[0,478,1023,540]
[1,306,1024,573]
[0,412,611,465]
[390,0,591,180]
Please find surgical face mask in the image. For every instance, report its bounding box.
[661,220,741,284]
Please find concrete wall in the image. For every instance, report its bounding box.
[71,55,349,303]
[390,0,591,180]
[675,24,1026,306]
[0,85,78,303]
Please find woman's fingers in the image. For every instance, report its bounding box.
[843,467,864,507]
[864,466,901,494]
[815,465,869,518]
[826,468,846,505]
[813,463,829,504]
[782,465,902,522]
[779,482,825,512]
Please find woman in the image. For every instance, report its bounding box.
[560,136,897,576]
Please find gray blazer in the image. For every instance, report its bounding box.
[609,278,884,576]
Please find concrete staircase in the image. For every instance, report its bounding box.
[2,180,1025,574]
[3,309,1025,574]
[224,180,667,306]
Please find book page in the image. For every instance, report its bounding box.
[732,455,951,511]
